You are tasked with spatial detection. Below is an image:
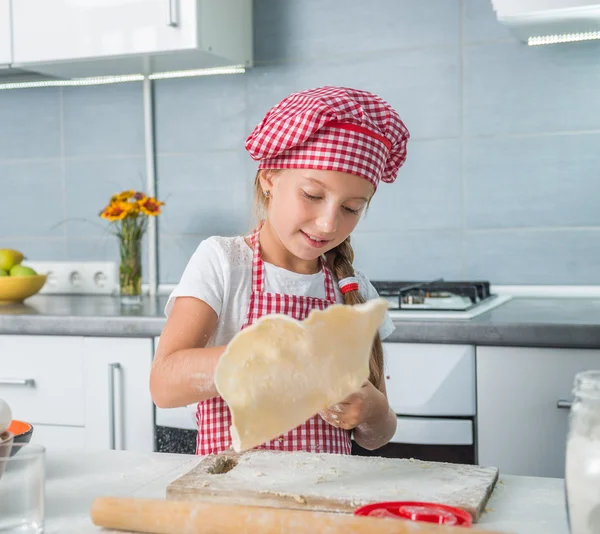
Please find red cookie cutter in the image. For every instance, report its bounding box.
[354,501,473,527]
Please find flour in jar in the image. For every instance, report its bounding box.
[566,434,600,534]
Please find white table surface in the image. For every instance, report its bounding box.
[42,449,569,533]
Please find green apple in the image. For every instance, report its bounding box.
[0,249,24,272]
[9,265,37,277]
[0,269,8,276]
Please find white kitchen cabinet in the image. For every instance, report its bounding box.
[0,335,86,427]
[476,346,600,478]
[11,0,252,78]
[83,337,155,453]
[0,0,11,66]
[0,334,155,453]
[383,343,475,417]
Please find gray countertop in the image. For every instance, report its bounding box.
[0,294,599,348]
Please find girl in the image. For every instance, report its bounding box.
[150,86,410,456]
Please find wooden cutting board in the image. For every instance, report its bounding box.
[167,450,499,522]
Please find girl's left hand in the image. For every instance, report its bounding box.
[319,381,385,430]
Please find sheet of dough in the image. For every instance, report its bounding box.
[214,298,389,452]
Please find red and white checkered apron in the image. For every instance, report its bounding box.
[195,227,351,456]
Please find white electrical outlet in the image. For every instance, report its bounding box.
[25,261,119,295]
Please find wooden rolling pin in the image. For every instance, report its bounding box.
[90,497,508,534]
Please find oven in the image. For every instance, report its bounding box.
[353,343,477,465]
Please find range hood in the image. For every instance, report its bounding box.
[491,0,600,45]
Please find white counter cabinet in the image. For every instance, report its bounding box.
[0,335,155,453]
[476,346,600,477]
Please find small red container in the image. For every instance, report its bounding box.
[354,501,473,527]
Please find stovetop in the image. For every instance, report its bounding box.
[371,280,512,319]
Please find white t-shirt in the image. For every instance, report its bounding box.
[165,235,396,345]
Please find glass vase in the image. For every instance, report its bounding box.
[118,234,142,306]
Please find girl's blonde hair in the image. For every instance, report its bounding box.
[252,170,385,391]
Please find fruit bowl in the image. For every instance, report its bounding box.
[7,421,33,456]
[0,275,47,304]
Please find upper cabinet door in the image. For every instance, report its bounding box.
[12,0,200,64]
[0,0,11,65]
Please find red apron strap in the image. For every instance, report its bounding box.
[250,227,264,293]
[321,258,337,304]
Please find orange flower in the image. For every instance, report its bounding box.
[139,197,164,216]
[116,190,136,202]
[100,190,164,222]
[100,203,129,222]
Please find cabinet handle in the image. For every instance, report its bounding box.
[166,0,178,27]
[108,363,124,451]
[0,378,35,387]
[557,399,573,410]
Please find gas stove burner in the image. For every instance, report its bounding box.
[372,280,495,312]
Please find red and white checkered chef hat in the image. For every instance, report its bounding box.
[245,86,410,191]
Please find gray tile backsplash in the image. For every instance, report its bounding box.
[357,139,462,232]
[253,0,461,63]
[0,88,61,159]
[1,0,599,286]
[352,230,464,281]
[157,151,252,236]
[64,156,147,238]
[464,229,600,285]
[464,134,600,229]
[62,84,145,158]
[463,40,600,136]
[0,160,64,237]
[154,76,247,154]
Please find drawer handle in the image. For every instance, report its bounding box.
[557,399,572,410]
[0,378,35,387]
[166,0,178,27]
[108,363,125,451]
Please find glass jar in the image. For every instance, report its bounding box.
[565,370,600,534]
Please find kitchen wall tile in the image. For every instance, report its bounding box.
[254,0,460,63]
[64,156,146,237]
[357,140,462,233]
[154,75,247,154]
[464,229,600,284]
[0,160,65,237]
[246,45,461,140]
[1,237,67,262]
[0,88,61,160]
[465,133,600,229]
[65,236,118,262]
[62,84,145,157]
[157,151,252,238]
[351,231,464,280]
[159,234,208,285]
[462,0,514,44]
[464,40,600,136]
[65,236,149,279]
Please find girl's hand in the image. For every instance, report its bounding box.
[319,381,386,430]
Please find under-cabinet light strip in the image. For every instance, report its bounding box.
[0,74,144,90]
[528,31,600,46]
[0,65,246,90]
[149,65,246,79]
